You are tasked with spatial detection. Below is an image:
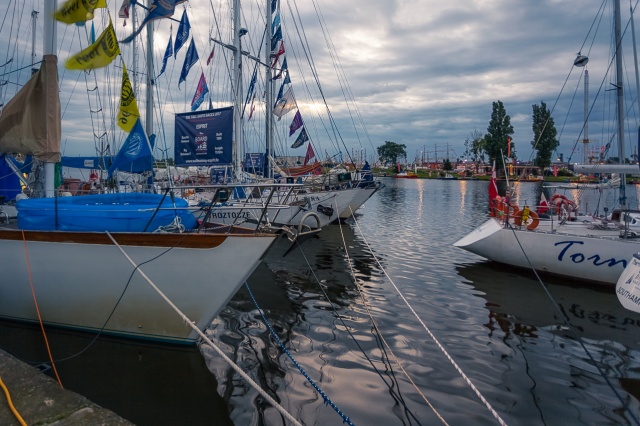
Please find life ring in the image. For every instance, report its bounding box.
[514,209,540,230]
[493,197,519,218]
[550,194,577,214]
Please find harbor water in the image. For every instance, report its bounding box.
[1,177,640,425]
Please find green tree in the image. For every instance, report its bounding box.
[463,129,485,173]
[484,101,514,170]
[531,101,559,171]
[377,141,407,166]
[443,158,453,171]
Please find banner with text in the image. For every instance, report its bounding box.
[175,106,233,166]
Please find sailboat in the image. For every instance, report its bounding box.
[0,1,280,345]
[454,0,640,286]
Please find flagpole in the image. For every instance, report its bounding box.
[265,0,274,179]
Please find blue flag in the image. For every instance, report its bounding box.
[272,12,280,35]
[121,0,186,44]
[291,127,308,148]
[174,10,190,58]
[271,26,282,51]
[158,34,173,78]
[289,110,303,136]
[179,38,199,87]
[108,118,154,178]
[191,72,209,111]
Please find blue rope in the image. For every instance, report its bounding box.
[244,282,355,426]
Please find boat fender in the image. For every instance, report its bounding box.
[514,209,540,230]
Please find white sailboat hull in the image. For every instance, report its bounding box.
[0,230,275,344]
[338,182,382,219]
[454,218,639,285]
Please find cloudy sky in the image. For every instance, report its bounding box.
[2,0,639,166]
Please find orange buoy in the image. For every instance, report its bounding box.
[514,209,540,230]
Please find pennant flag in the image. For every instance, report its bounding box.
[272,12,280,35]
[174,10,191,58]
[66,19,120,70]
[289,110,303,136]
[158,34,173,78]
[55,0,107,25]
[118,0,130,18]
[271,27,282,51]
[274,57,287,80]
[488,161,498,216]
[248,94,256,121]
[274,82,284,107]
[121,0,187,44]
[191,72,209,111]
[304,142,315,165]
[206,47,215,65]
[273,87,296,119]
[245,68,257,105]
[117,63,140,132]
[90,22,96,44]
[291,127,308,148]
[538,192,550,215]
[271,0,278,13]
[272,41,285,67]
[108,118,154,178]
[179,39,199,87]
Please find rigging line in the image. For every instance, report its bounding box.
[294,234,424,426]
[20,230,63,388]
[336,207,449,426]
[348,210,509,426]
[0,61,37,79]
[503,222,640,426]
[105,231,303,426]
[285,0,354,164]
[243,281,356,426]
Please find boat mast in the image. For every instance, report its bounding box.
[43,0,57,198]
[145,0,154,137]
[631,0,640,165]
[615,0,627,208]
[265,0,274,179]
[232,0,244,178]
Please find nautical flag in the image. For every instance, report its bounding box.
[55,0,107,25]
[179,39,199,87]
[245,68,257,106]
[191,72,209,111]
[274,83,284,107]
[291,127,308,148]
[538,192,550,215]
[272,12,280,35]
[271,26,282,51]
[66,19,120,70]
[272,41,285,67]
[206,47,215,65]
[117,63,140,132]
[108,118,153,178]
[118,0,130,18]
[121,0,187,44]
[273,57,287,80]
[271,0,278,13]
[273,87,296,119]
[174,10,191,58]
[90,22,96,44]
[289,110,303,136]
[158,34,173,78]
[488,161,498,216]
[304,142,315,165]
[248,94,256,121]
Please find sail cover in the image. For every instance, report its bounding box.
[0,55,61,162]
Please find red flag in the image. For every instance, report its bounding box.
[488,161,498,216]
[538,192,549,215]
[207,47,215,65]
[304,143,315,166]
[247,94,256,120]
[272,42,285,67]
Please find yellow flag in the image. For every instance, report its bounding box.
[55,0,108,25]
[65,20,120,70]
[118,63,140,133]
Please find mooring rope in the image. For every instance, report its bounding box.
[243,282,355,426]
[105,232,303,426]
[334,205,450,425]
[348,208,509,426]
[504,222,640,426]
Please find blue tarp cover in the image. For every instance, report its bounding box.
[17,193,196,232]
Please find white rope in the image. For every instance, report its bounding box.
[105,232,303,426]
[335,201,450,425]
[348,207,509,426]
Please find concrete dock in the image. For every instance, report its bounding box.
[0,349,133,425]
